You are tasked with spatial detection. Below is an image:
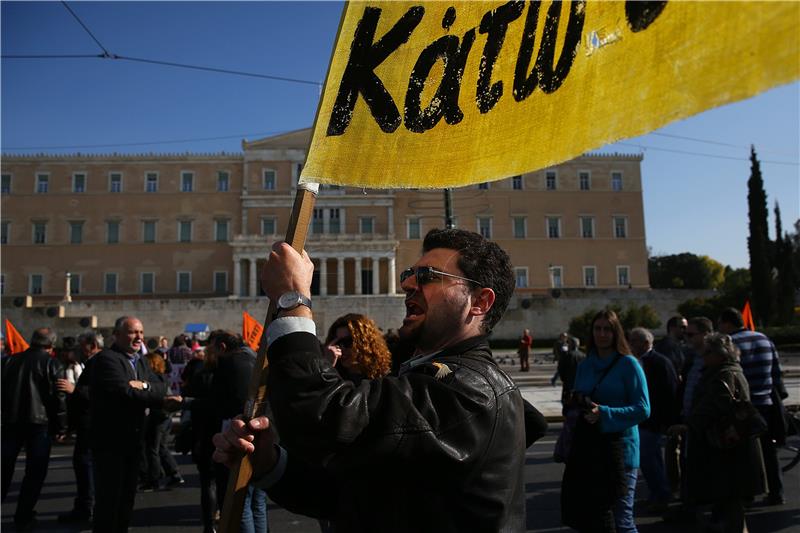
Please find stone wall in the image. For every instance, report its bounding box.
[2,288,714,343]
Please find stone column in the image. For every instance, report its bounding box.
[388,256,396,294]
[233,258,241,298]
[354,257,362,295]
[371,257,380,295]
[319,257,328,296]
[337,257,345,295]
[249,257,257,297]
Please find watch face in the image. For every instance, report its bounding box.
[278,291,301,309]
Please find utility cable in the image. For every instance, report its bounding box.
[61,1,112,57]
[650,132,798,158]
[614,142,798,166]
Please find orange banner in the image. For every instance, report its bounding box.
[742,300,756,331]
[4,319,30,355]
[242,312,264,351]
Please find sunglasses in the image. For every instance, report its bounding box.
[399,266,480,287]
[333,336,353,349]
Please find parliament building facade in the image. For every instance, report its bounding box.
[1,128,650,303]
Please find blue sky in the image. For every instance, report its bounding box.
[2,1,798,269]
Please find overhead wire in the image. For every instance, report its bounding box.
[60,0,112,57]
[613,143,798,166]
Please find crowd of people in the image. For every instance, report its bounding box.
[1,227,792,533]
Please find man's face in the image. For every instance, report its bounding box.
[79,340,100,358]
[671,319,688,341]
[717,320,734,335]
[629,336,649,358]
[399,248,476,354]
[685,324,706,352]
[116,319,144,355]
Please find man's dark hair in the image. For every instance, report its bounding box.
[666,315,685,331]
[61,336,79,351]
[718,307,744,328]
[208,329,244,352]
[30,327,56,349]
[688,316,714,334]
[422,228,515,333]
[173,335,188,347]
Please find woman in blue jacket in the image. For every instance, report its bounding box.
[563,309,650,532]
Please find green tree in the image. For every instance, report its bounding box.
[774,203,797,324]
[747,146,772,325]
[648,252,724,289]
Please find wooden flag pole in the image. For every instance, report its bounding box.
[218,182,318,533]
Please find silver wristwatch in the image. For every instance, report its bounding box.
[276,291,312,314]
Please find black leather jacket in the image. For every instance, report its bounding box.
[266,333,526,532]
[1,347,67,433]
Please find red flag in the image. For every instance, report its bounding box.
[242,312,264,351]
[4,319,29,355]
[742,300,756,331]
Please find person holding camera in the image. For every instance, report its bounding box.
[561,310,650,533]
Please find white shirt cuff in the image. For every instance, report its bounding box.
[266,316,316,346]
[251,445,288,490]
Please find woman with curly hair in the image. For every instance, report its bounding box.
[324,314,392,383]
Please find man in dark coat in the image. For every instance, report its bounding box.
[1,327,67,529]
[89,316,180,532]
[630,327,679,512]
[214,228,526,532]
[654,315,688,376]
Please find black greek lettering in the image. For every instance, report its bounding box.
[476,1,525,114]
[535,1,585,94]
[512,1,542,102]
[441,6,456,30]
[405,28,476,133]
[625,1,668,33]
[326,6,425,136]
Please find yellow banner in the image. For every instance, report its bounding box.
[301,1,799,189]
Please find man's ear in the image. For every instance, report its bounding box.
[469,288,496,318]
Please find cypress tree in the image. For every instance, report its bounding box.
[774,202,796,324]
[747,146,772,325]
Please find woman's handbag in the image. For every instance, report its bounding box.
[706,378,767,449]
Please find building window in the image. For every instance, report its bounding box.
[583,266,597,288]
[214,271,228,294]
[545,170,557,190]
[178,220,193,243]
[613,216,628,238]
[263,169,276,190]
[106,221,120,244]
[515,267,529,288]
[407,217,421,239]
[546,216,561,239]
[550,266,563,288]
[36,174,49,193]
[579,171,590,191]
[217,171,230,192]
[181,172,194,192]
[69,274,81,295]
[145,172,158,192]
[33,221,47,244]
[477,217,492,239]
[617,266,630,287]
[478,182,489,190]
[104,273,118,294]
[512,175,523,190]
[30,274,44,295]
[1,221,9,244]
[177,272,192,293]
[109,172,123,193]
[312,208,324,234]
[611,171,623,191]
[142,220,157,243]
[329,208,341,234]
[580,216,595,238]
[215,219,230,242]
[1,274,5,295]
[72,173,87,193]
[69,221,84,244]
[359,217,374,235]
[261,217,277,235]
[1,174,11,194]
[140,272,155,294]
[512,216,526,239]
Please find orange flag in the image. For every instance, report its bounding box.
[742,300,756,331]
[4,319,29,355]
[242,312,264,351]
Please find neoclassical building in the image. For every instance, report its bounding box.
[1,128,649,302]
